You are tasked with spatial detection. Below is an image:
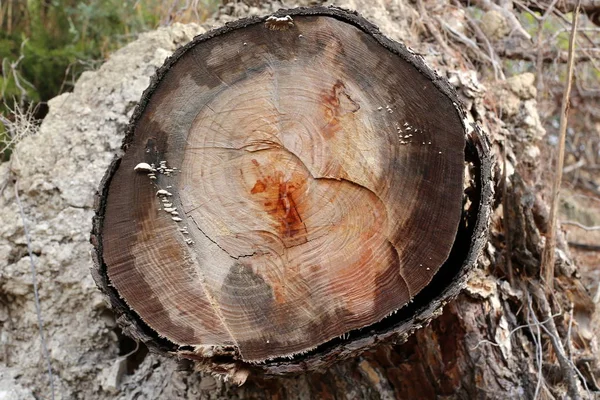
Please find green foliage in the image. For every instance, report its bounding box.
[0,119,7,162]
[1,0,161,111]
[0,0,218,159]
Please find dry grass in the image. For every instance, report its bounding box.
[0,103,39,161]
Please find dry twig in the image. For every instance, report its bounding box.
[563,159,586,173]
[561,220,600,230]
[531,284,583,399]
[437,18,502,72]
[470,306,563,350]
[568,242,600,251]
[416,0,456,58]
[565,305,574,359]
[0,103,38,156]
[451,0,505,79]
[502,143,514,285]
[527,292,546,399]
[1,40,35,106]
[541,0,581,289]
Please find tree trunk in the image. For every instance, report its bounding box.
[91,6,494,383]
[90,4,599,399]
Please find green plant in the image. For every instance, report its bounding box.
[0,0,220,160]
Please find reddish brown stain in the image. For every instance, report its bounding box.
[274,180,303,238]
[320,80,360,139]
[249,170,308,242]
[272,281,286,304]
[251,179,266,194]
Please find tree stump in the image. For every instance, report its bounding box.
[91,6,493,381]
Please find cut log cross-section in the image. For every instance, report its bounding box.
[91,7,493,378]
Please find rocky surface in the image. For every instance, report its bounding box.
[0,23,208,400]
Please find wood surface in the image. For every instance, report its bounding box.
[91,6,493,376]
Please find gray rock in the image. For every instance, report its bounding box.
[0,23,205,400]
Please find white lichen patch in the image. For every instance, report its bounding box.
[465,269,497,299]
[265,15,294,30]
[396,122,420,146]
[149,160,178,177]
[134,162,153,172]
[156,189,173,197]
[138,159,180,185]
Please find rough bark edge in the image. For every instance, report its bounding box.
[90,6,494,376]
